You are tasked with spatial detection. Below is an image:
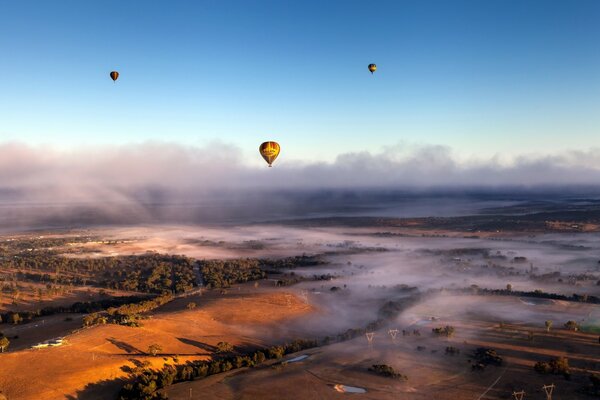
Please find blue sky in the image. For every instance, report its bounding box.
[0,0,598,164]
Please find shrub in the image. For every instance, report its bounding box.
[472,348,502,368]
[368,364,407,380]
[534,357,570,379]
[432,326,455,337]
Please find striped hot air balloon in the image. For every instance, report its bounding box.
[259,141,280,167]
[109,71,119,82]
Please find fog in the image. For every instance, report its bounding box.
[74,224,600,341]
[1,140,598,341]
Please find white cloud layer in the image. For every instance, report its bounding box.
[1,141,600,205]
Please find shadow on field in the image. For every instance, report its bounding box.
[107,337,144,354]
[177,337,218,353]
[65,377,124,400]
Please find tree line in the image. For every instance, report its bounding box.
[83,294,174,328]
[0,295,148,326]
[2,253,197,294]
[449,286,600,304]
[118,339,318,400]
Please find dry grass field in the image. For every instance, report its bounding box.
[0,290,313,400]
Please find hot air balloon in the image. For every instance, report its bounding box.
[368,64,377,74]
[109,71,119,82]
[259,141,280,167]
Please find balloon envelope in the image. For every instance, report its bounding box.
[259,141,280,167]
[368,64,377,74]
[109,71,119,82]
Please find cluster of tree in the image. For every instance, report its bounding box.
[260,255,327,270]
[534,357,570,379]
[378,300,409,320]
[445,346,460,355]
[82,313,108,326]
[100,255,195,294]
[471,348,502,370]
[274,275,304,287]
[3,252,196,295]
[368,364,407,380]
[83,294,173,328]
[118,339,318,400]
[0,295,147,325]
[322,328,364,345]
[432,326,455,337]
[199,259,266,288]
[274,272,335,287]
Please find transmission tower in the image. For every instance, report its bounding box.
[388,329,399,341]
[542,384,555,400]
[365,332,375,348]
[512,390,525,400]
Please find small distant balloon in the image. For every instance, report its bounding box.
[259,141,280,167]
[368,64,377,74]
[109,71,119,82]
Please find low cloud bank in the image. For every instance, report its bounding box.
[2,141,600,205]
[1,141,600,229]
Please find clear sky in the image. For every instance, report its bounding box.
[0,0,598,164]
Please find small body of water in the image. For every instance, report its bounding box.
[283,355,309,364]
[414,318,435,326]
[519,298,555,306]
[333,384,367,394]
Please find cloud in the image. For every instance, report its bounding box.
[2,141,600,206]
[1,140,600,229]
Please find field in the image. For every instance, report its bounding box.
[0,199,599,399]
[0,288,312,399]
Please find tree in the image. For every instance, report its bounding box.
[545,320,553,332]
[564,320,579,331]
[534,357,570,378]
[216,341,234,353]
[186,302,196,310]
[0,336,10,353]
[506,283,512,291]
[147,344,162,356]
[432,326,455,337]
[10,313,22,325]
